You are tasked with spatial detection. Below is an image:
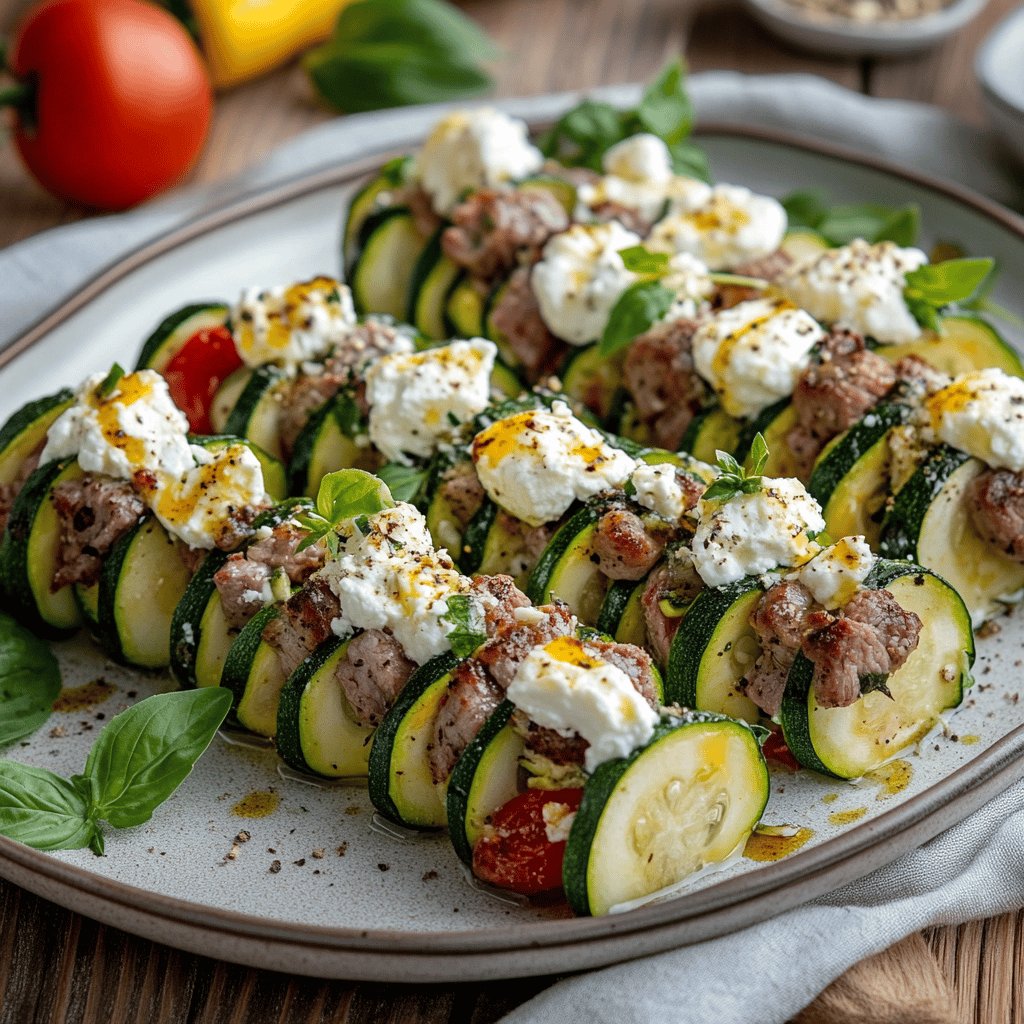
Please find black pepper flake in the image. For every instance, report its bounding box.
[377,863,390,872]
[269,860,282,874]
[294,858,306,867]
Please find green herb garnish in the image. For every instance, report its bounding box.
[903,257,995,331]
[599,280,676,357]
[0,612,61,748]
[701,433,770,502]
[295,468,395,554]
[782,190,920,248]
[376,462,428,504]
[95,363,125,399]
[441,594,487,658]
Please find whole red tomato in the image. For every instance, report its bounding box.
[4,0,212,210]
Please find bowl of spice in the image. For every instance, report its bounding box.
[742,0,990,57]
[976,7,1024,167]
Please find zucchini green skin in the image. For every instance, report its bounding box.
[559,345,625,425]
[367,650,461,829]
[350,207,426,320]
[134,303,230,373]
[287,396,374,498]
[458,498,498,575]
[222,365,287,461]
[444,275,486,338]
[680,406,743,465]
[0,389,73,486]
[406,228,461,340]
[220,603,280,724]
[526,502,605,606]
[596,579,638,637]
[169,548,230,687]
[342,157,412,275]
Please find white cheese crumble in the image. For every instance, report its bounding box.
[320,503,473,665]
[541,801,577,843]
[471,400,637,526]
[365,339,497,464]
[690,298,825,419]
[414,108,543,216]
[692,477,825,588]
[787,536,876,609]
[230,277,356,369]
[779,239,928,345]
[630,463,690,522]
[924,368,1024,472]
[507,636,658,773]
[647,184,787,271]
[531,222,642,345]
[660,251,716,321]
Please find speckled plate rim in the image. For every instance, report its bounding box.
[2,122,1024,981]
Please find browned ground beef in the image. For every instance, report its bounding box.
[334,629,416,728]
[592,508,667,581]
[967,469,1024,562]
[263,576,341,677]
[488,266,564,380]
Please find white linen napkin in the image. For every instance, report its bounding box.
[1,73,1022,1022]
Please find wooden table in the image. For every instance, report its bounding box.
[1,0,1022,1020]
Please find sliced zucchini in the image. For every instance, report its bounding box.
[809,401,910,547]
[483,279,525,370]
[288,397,376,498]
[350,208,426,320]
[191,433,287,502]
[209,367,252,434]
[489,359,524,400]
[95,517,191,668]
[342,157,412,275]
[0,389,73,493]
[458,498,498,574]
[738,400,801,479]
[0,458,85,637]
[220,603,287,737]
[664,577,762,723]
[445,276,486,338]
[74,581,100,631]
[222,365,288,461]
[276,635,374,779]
[446,700,525,865]
[563,711,769,916]
[169,548,231,688]
[408,230,462,340]
[596,579,647,648]
[780,229,830,263]
[680,406,743,465]
[367,651,460,830]
[780,560,972,778]
[518,174,578,214]
[873,315,1024,378]
[560,345,624,424]
[424,460,470,555]
[880,445,1024,624]
[134,303,230,373]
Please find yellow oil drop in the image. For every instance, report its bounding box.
[822,793,839,804]
[864,759,913,800]
[743,824,814,862]
[960,735,980,746]
[829,807,867,826]
[232,790,280,818]
[52,679,116,713]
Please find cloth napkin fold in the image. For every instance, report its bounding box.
[2,72,1022,1024]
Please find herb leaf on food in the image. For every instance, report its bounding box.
[377,463,428,504]
[701,434,770,502]
[781,190,921,248]
[296,469,396,552]
[442,594,488,659]
[599,280,676,358]
[904,257,995,331]
[0,613,62,747]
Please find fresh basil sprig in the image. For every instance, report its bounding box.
[600,281,676,357]
[296,469,395,555]
[376,462,428,504]
[304,0,498,114]
[0,613,61,748]
[782,190,920,248]
[702,433,770,503]
[0,688,231,856]
[538,60,710,182]
[441,594,487,658]
[903,257,995,331]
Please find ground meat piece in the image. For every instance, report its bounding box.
[214,554,273,629]
[397,184,443,238]
[516,712,590,766]
[592,508,666,581]
[51,476,146,590]
[495,511,555,568]
[213,503,265,552]
[581,637,659,707]
[429,659,505,783]
[893,354,948,392]
[177,543,207,575]
[488,266,563,380]
[468,574,531,636]
[751,579,818,652]
[787,328,897,475]
[843,587,921,671]
[588,200,653,236]
[263,576,341,677]
[335,628,415,729]
[744,652,792,718]
[246,523,325,584]
[967,469,1024,562]
[622,318,706,451]
[0,444,42,536]
[443,187,569,282]
[474,602,575,691]
[717,249,794,308]
[439,461,486,529]
[803,616,891,708]
[279,373,346,455]
[641,556,703,665]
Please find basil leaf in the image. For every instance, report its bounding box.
[0,762,96,851]
[904,257,995,305]
[599,281,675,357]
[0,612,61,747]
[634,60,693,144]
[315,469,395,525]
[332,390,365,439]
[442,595,487,659]
[781,190,920,247]
[541,99,624,169]
[701,477,741,503]
[377,463,428,504]
[875,206,920,248]
[747,432,770,477]
[782,190,829,231]
[667,139,712,183]
[618,246,670,275]
[81,688,232,828]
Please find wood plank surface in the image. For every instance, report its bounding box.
[1,0,1022,1020]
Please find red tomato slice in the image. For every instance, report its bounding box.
[472,788,583,896]
[762,727,800,771]
[163,325,243,434]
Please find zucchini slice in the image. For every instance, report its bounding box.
[445,276,486,338]
[563,712,769,916]
[222,365,288,461]
[134,302,230,373]
[0,389,73,495]
[350,208,426,320]
[680,406,743,465]
[873,315,1024,378]
[342,157,412,275]
[518,174,578,214]
[169,548,232,689]
[95,517,191,668]
[191,433,288,502]
[407,230,461,340]
[209,367,252,434]
[664,577,763,723]
[0,458,85,637]
[367,651,461,830]
[880,445,1024,624]
[220,603,288,737]
[780,561,972,778]
[560,345,625,424]
[458,498,498,574]
[738,400,801,479]
[446,700,525,865]
[287,398,376,498]
[809,401,910,547]
[780,229,830,263]
[276,636,374,779]
[596,579,647,648]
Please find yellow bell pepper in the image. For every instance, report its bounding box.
[190,0,355,88]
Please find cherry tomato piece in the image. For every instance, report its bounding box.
[762,728,800,771]
[472,788,583,896]
[163,325,243,434]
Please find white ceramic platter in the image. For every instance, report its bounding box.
[2,126,1024,982]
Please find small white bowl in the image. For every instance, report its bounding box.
[742,0,990,57]
[976,7,1024,167]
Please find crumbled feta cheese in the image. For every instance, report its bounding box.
[691,477,825,588]
[366,339,497,464]
[924,368,1024,471]
[320,503,472,665]
[787,536,876,609]
[691,298,825,419]
[541,801,577,843]
[531,222,642,345]
[630,463,690,522]
[647,185,787,271]
[472,400,637,526]
[230,277,356,369]
[508,636,658,773]
[779,239,928,345]
[414,108,543,216]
